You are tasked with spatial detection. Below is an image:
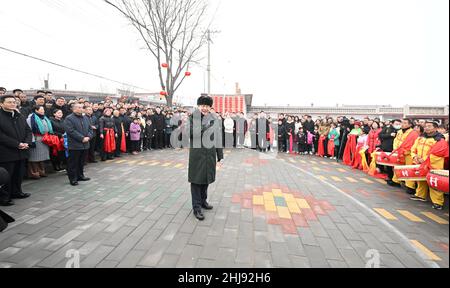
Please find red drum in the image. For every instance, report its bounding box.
[376,152,405,166]
[427,170,449,194]
[394,165,428,181]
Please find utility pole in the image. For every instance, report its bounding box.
[206,29,220,95]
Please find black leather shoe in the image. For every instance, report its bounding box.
[387,180,401,187]
[12,193,30,199]
[202,202,214,210]
[70,181,79,186]
[193,210,205,221]
[406,187,416,195]
[78,177,91,182]
[0,200,14,206]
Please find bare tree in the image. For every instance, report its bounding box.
[104,0,208,106]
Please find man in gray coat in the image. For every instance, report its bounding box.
[188,96,224,221]
[64,103,93,186]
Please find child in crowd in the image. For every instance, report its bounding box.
[129,118,142,155]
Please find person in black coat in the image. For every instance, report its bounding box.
[99,109,117,161]
[0,95,33,206]
[0,167,15,232]
[152,108,166,149]
[379,119,401,185]
[85,106,99,163]
[188,96,224,221]
[64,103,93,186]
[278,120,286,152]
[50,109,66,171]
[256,112,270,152]
[143,118,154,151]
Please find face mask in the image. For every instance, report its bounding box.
[393,125,401,130]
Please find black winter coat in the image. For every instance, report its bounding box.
[378,126,398,152]
[0,109,33,163]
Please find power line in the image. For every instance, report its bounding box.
[0,45,151,91]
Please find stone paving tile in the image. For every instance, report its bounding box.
[0,149,447,268]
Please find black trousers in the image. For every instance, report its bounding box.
[155,130,164,149]
[0,160,25,201]
[87,136,97,162]
[115,134,123,156]
[67,150,88,182]
[191,183,209,212]
[386,166,394,181]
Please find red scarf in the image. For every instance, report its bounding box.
[42,133,64,156]
[419,139,449,174]
[395,130,419,162]
[104,128,116,153]
[343,134,357,166]
[327,137,335,157]
[317,135,326,156]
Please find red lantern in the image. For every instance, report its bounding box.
[161,63,168,68]
[160,91,167,96]
[185,71,191,77]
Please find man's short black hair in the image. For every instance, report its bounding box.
[402,118,414,126]
[0,95,16,103]
[13,89,23,94]
[393,119,402,124]
[45,91,53,95]
[0,87,6,93]
[36,90,46,94]
[34,95,45,100]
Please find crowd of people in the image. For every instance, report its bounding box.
[273,113,449,210]
[0,86,449,211]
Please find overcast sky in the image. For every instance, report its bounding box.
[0,0,448,106]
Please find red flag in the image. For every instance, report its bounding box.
[120,123,127,153]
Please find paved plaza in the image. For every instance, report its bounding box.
[0,148,448,268]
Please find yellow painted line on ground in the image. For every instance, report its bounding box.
[313,167,321,171]
[174,164,184,168]
[361,178,374,184]
[253,195,264,206]
[411,240,442,261]
[317,175,327,181]
[376,179,386,185]
[115,160,127,164]
[127,160,138,164]
[331,176,343,182]
[398,210,425,223]
[300,160,308,164]
[374,208,398,220]
[337,168,347,173]
[320,161,328,165]
[162,162,173,167]
[289,159,296,163]
[421,212,449,225]
[296,199,311,209]
[138,161,149,165]
[150,162,161,166]
[345,177,358,183]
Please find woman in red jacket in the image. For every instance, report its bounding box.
[367,121,382,163]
